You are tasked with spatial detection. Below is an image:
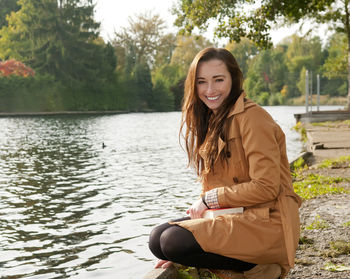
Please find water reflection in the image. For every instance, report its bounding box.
[0,114,199,278]
[0,117,110,278]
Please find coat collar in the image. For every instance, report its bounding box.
[200,92,255,162]
[217,92,255,160]
[227,91,255,118]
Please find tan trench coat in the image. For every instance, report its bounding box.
[174,93,302,278]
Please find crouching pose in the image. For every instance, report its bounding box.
[149,48,301,279]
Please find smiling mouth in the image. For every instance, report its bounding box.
[207,95,220,101]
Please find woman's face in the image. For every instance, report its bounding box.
[196,59,232,114]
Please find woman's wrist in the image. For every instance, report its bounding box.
[202,195,209,208]
[205,189,220,209]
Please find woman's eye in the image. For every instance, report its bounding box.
[215,79,224,82]
[197,80,206,84]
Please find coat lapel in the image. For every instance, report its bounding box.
[215,136,226,163]
[201,92,253,162]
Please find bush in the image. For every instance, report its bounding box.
[257,92,270,105]
[0,74,64,112]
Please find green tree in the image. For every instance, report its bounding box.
[113,11,174,69]
[151,63,183,110]
[153,33,177,69]
[170,35,213,75]
[225,38,258,77]
[0,0,112,86]
[297,66,307,97]
[0,0,20,29]
[284,35,323,97]
[171,77,185,110]
[322,32,348,96]
[134,61,153,110]
[244,46,287,104]
[322,33,347,79]
[173,0,350,109]
[152,76,175,111]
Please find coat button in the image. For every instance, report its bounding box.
[233,177,238,183]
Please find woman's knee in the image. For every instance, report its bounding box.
[148,225,163,252]
[159,225,199,260]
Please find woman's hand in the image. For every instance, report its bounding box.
[154,259,173,269]
[186,198,208,219]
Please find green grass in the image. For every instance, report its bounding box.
[293,173,349,200]
[342,221,350,227]
[292,122,307,142]
[306,214,330,230]
[291,157,308,173]
[299,236,314,245]
[177,267,221,279]
[321,240,350,258]
[330,241,350,255]
[318,156,350,169]
[322,262,350,272]
[311,119,350,128]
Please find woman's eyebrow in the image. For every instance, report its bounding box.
[197,74,226,79]
[213,74,225,78]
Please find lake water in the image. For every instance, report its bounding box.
[0,106,342,278]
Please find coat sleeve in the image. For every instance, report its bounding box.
[217,106,282,207]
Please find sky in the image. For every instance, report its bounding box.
[94,0,329,46]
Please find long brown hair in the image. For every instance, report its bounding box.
[180,48,243,177]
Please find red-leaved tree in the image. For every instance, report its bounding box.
[0,59,35,77]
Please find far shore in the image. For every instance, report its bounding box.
[0,110,131,117]
[0,102,348,117]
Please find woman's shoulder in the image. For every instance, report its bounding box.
[240,99,274,121]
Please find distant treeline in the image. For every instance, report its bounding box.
[0,1,347,112]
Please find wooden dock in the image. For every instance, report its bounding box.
[294,110,350,123]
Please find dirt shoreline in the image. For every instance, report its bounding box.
[286,121,350,279]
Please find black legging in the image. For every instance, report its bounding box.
[148,217,256,271]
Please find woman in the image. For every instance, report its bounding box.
[148,48,301,279]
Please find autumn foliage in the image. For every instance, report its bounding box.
[0,59,35,77]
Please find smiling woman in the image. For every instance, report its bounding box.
[148,48,302,279]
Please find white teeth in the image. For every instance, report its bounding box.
[207,96,219,101]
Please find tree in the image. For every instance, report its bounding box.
[134,61,153,109]
[112,11,174,69]
[153,33,177,69]
[322,33,347,79]
[0,0,20,29]
[0,0,113,86]
[322,32,348,96]
[0,59,35,76]
[173,0,350,109]
[170,35,213,75]
[152,63,183,110]
[152,76,175,111]
[225,38,258,77]
[244,47,287,104]
[284,35,323,97]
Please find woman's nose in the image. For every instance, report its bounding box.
[206,82,214,94]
